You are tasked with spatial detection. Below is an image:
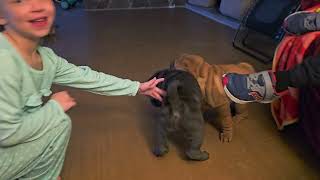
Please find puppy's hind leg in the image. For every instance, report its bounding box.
[183,115,209,161]
[153,112,169,157]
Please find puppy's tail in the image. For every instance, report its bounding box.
[167,80,182,129]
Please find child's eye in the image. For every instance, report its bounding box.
[12,0,23,3]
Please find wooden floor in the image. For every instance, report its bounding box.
[51,7,320,180]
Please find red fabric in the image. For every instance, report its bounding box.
[271,4,320,130]
[301,0,320,10]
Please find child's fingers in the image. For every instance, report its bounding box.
[148,78,158,87]
[155,87,166,96]
[66,101,77,111]
[153,92,163,102]
[141,78,156,90]
[149,78,164,88]
[153,78,164,87]
[155,78,165,83]
[70,97,76,102]
[71,101,77,107]
[71,99,77,106]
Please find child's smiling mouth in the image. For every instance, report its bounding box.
[29,17,49,28]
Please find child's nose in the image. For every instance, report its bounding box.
[30,0,46,12]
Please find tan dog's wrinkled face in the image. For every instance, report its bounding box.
[174,54,204,77]
[174,54,208,96]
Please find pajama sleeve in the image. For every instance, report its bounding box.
[48,49,140,96]
[0,54,69,147]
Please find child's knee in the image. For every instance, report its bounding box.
[59,117,72,137]
[63,117,72,133]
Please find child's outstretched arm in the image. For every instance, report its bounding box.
[48,48,164,98]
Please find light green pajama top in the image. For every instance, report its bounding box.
[0,32,140,146]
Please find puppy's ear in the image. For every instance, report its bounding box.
[150,98,162,107]
[147,70,161,81]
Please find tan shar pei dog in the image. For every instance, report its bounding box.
[172,54,255,142]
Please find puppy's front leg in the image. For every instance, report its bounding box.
[153,113,169,157]
[233,103,249,124]
[215,103,233,143]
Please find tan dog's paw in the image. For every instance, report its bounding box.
[232,115,245,124]
[233,104,249,124]
[220,132,232,143]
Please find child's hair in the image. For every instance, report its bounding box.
[42,25,57,45]
[0,25,4,32]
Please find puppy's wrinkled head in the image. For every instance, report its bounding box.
[173,54,205,77]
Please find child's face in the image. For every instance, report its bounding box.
[0,0,55,39]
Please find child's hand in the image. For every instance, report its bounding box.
[139,78,166,102]
[51,91,77,112]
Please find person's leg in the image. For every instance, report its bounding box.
[0,118,71,180]
[222,56,320,104]
[20,118,72,180]
[283,11,320,35]
[222,71,280,104]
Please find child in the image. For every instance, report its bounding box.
[0,0,165,179]
[223,11,320,103]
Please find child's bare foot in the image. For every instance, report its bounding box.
[57,176,61,180]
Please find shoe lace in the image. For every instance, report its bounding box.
[304,14,317,30]
[246,74,265,97]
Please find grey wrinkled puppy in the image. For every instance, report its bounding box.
[149,69,209,161]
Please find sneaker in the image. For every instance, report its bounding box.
[222,71,278,104]
[283,11,320,35]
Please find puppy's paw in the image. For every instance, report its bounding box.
[185,150,209,161]
[153,145,169,157]
[220,132,232,143]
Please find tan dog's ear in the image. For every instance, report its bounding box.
[172,54,187,71]
[169,61,175,69]
[178,54,205,76]
[197,77,206,95]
